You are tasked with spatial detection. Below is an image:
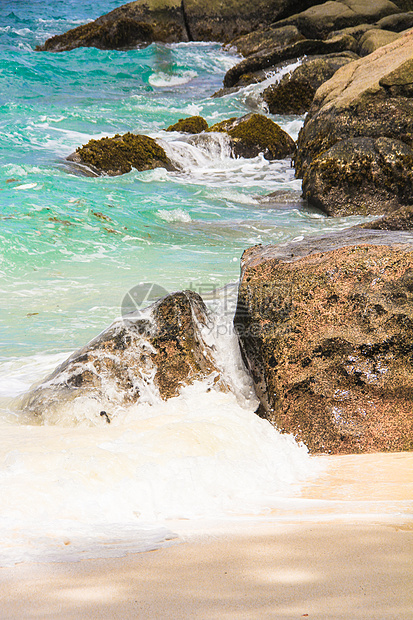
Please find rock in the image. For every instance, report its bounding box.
[326,23,378,41]
[37,0,322,51]
[229,25,304,57]
[36,0,188,51]
[21,291,227,424]
[359,204,413,230]
[358,28,401,55]
[67,132,174,176]
[377,11,413,31]
[234,230,413,454]
[209,113,296,160]
[262,52,358,114]
[302,136,413,216]
[165,116,209,133]
[273,0,400,40]
[295,31,413,216]
[223,33,357,88]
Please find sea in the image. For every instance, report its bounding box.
[0,0,411,567]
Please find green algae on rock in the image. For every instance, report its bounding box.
[68,132,173,176]
[209,114,296,160]
[295,31,413,217]
[165,116,209,133]
[234,232,413,454]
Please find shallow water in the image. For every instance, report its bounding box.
[0,1,408,566]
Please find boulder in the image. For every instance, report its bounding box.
[36,0,188,51]
[377,11,413,31]
[273,0,400,40]
[67,132,174,176]
[302,136,413,216]
[359,204,413,230]
[209,113,296,160]
[21,291,227,424]
[358,28,401,55]
[296,31,413,216]
[229,25,304,57]
[262,52,358,114]
[223,33,357,88]
[36,0,322,51]
[234,230,413,454]
[165,116,209,133]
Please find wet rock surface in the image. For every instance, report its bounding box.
[21,291,226,424]
[209,113,296,160]
[67,132,174,176]
[296,31,413,217]
[262,52,357,114]
[165,116,209,134]
[234,231,413,454]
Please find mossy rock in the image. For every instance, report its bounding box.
[211,113,296,160]
[70,132,173,176]
[264,79,315,115]
[165,116,209,133]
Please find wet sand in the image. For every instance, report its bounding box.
[0,452,412,619]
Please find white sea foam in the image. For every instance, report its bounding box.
[148,70,197,87]
[157,208,192,223]
[0,296,322,566]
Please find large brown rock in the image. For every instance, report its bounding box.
[234,231,413,454]
[36,0,188,51]
[296,31,413,217]
[21,291,227,425]
[358,27,401,55]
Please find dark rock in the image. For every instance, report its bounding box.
[229,25,304,57]
[37,0,323,51]
[165,116,209,133]
[223,34,358,88]
[377,11,413,31]
[262,52,358,114]
[302,136,413,216]
[295,31,413,216]
[273,0,400,40]
[234,230,413,454]
[209,113,296,160]
[326,23,378,41]
[358,28,401,55]
[359,204,413,230]
[21,291,227,424]
[36,0,188,51]
[67,132,174,176]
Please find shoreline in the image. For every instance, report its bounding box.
[0,451,411,619]
[0,520,411,619]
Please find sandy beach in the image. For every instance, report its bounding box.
[1,452,412,619]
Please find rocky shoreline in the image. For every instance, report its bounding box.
[34,0,413,453]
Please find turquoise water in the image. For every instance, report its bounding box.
[0,0,370,360]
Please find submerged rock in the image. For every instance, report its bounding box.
[165,116,209,133]
[209,113,296,160]
[234,231,413,454]
[68,132,174,176]
[359,205,413,231]
[21,291,227,425]
[296,31,413,217]
[262,52,358,114]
